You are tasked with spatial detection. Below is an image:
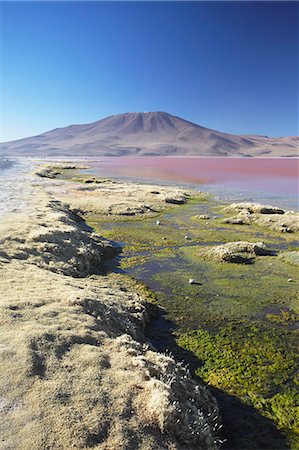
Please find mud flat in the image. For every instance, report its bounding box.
[0,164,220,450]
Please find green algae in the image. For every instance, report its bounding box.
[121,254,151,269]
[120,274,159,305]
[279,251,299,267]
[177,323,299,448]
[151,256,299,325]
[266,309,299,325]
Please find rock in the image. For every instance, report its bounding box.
[184,235,190,240]
[150,190,160,195]
[35,168,60,179]
[223,202,299,233]
[118,208,138,216]
[156,220,161,225]
[259,206,285,215]
[222,252,253,264]
[164,191,187,205]
[189,278,202,285]
[281,226,293,233]
[196,214,210,220]
[223,217,245,225]
[288,278,294,282]
[205,241,272,264]
[225,202,285,215]
[4,200,119,277]
[142,204,156,213]
[164,196,186,205]
[35,164,89,179]
[84,178,95,184]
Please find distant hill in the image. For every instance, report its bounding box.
[0,111,298,157]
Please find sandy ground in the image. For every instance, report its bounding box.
[0,166,220,450]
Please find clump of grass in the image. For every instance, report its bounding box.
[122,276,160,305]
[279,251,299,267]
[266,309,299,325]
[121,254,151,269]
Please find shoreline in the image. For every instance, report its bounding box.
[29,156,299,210]
[2,156,298,210]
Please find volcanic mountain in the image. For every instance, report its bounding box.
[0,111,298,157]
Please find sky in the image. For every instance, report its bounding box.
[0,1,298,141]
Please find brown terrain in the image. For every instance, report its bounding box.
[0,111,298,157]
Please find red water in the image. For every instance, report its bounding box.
[90,157,299,197]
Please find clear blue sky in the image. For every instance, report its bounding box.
[1,1,298,141]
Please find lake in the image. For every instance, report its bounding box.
[86,157,299,210]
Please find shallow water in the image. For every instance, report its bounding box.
[0,158,34,215]
[86,157,299,210]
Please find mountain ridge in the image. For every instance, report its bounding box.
[1,111,298,157]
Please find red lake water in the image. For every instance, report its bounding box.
[86,157,299,209]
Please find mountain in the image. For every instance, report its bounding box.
[0,111,298,157]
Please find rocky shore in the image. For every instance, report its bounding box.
[0,164,220,450]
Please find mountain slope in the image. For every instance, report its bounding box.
[1,111,298,157]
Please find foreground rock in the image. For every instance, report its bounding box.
[0,198,117,277]
[0,185,220,449]
[203,241,272,263]
[164,194,187,205]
